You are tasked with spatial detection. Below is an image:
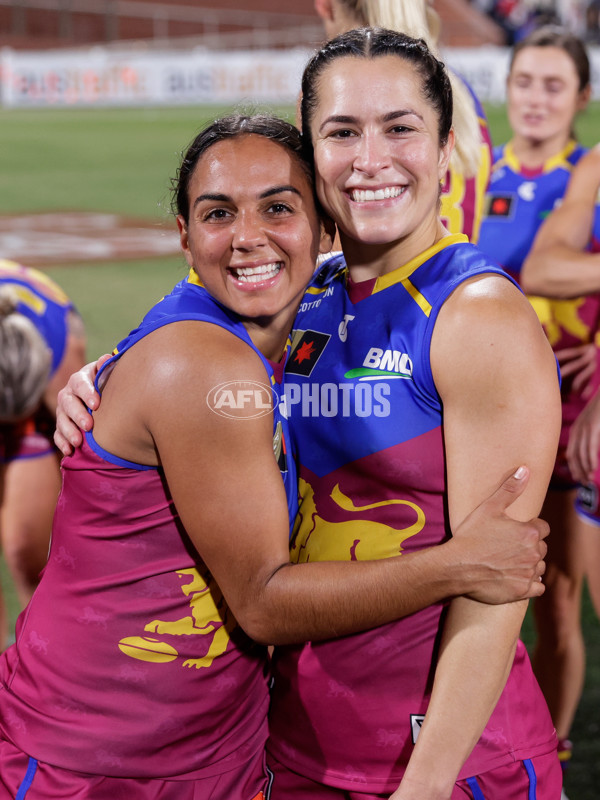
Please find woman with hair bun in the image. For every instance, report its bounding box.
[313,0,493,243]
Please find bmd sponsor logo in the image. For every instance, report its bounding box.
[344,347,413,380]
[207,380,272,418]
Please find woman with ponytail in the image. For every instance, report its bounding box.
[313,0,492,243]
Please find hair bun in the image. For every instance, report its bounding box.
[0,286,19,319]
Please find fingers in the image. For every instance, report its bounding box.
[478,465,530,513]
[531,517,550,543]
[76,360,104,410]
[53,428,75,457]
[554,345,583,362]
[571,361,596,394]
[526,579,546,599]
[54,361,100,454]
[567,417,600,484]
[96,353,112,369]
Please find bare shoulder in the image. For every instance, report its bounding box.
[437,273,541,336]
[432,273,556,396]
[93,319,271,464]
[134,320,270,410]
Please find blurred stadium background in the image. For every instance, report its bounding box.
[0,1,599,797]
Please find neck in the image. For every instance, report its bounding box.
[510,133,573,169]
[340,218,449,282]
[242,310,295,362]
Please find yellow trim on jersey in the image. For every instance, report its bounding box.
[0,258,70,305]
[502,142,520,173]
[501,140,577,175]
[305,252,345,295]
[544,140,577,173]
[187,267,204,287]
[371,234,468,315]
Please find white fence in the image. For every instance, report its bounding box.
[2,45,600,108]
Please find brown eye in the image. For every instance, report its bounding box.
[204,208,231,222]
[267,203,293,215]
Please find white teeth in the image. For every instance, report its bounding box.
[351,186,405,203]
[231,263,282,283]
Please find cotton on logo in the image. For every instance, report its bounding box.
[207,381,272,419]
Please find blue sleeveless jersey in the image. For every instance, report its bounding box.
[96,270,297,533]
[268,236,556,790]
[478,140,596,281]
[284,235,510,478]
[0,259,75,375]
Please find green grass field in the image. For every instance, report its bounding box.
[0,100,599,796]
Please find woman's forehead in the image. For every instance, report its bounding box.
[190,135,315,201]
[312,56,426,117]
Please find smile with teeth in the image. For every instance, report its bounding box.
[350,186,406,203]
[230,262,283,283]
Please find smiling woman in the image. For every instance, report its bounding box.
[176,133,323,358]
[265,28,563,800]
[306,50,453,267]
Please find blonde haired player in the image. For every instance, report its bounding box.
[0,260,85,650]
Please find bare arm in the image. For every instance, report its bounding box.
[91,320,549,647]
[521,144,600,298]
[567,386,600,483]
[392,276,561,799]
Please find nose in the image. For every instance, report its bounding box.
[231,210,267,250]
[353,131,391,176]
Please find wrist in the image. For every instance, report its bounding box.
[395,770,454,800]
[437,537,477,598]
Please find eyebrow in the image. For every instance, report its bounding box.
[193,185,302,208]
[318,109,423,133]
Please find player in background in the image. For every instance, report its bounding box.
[477,27,595,780]
[313,0,492,243]
[0,260,86,651]
[521,144,600,621]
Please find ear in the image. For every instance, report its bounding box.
[438,128,455,181]
[176,215,195,270]
[314,0,335,23]
[577,83,592,112]
[318,213,337,254]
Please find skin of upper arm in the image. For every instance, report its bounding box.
[432,275,561,528]
[101,321,293,633]
[43,310,87,416]
[393,276,562,796]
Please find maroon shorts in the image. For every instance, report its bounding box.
[267,749,562,799]
[0,736,273,800]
